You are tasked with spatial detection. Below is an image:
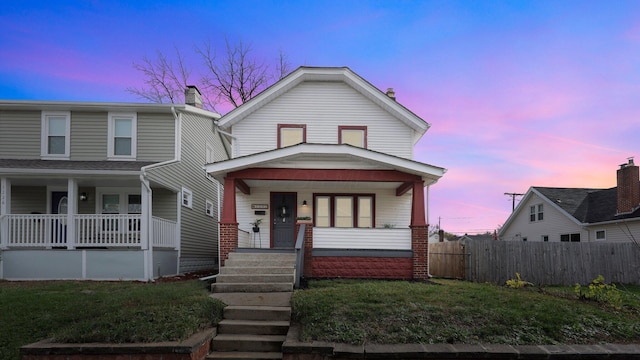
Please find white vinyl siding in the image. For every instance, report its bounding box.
[313,228,411,250]
[231,82,414,159]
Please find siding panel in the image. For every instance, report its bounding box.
[0,111,41,158]
[137,112,175,161]
[70,112,108,160]
[233,82,414,158]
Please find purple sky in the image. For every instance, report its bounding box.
[1,1,639,234]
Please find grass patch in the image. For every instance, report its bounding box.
[291,279,640,346]
[0,280,224,360]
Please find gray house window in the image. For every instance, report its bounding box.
[595,230,606,241]
[560,233,580,242]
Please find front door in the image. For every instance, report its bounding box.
[271,193,296,248]
[51,191,68,245]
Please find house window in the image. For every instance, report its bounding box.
[530,204,544,222]
[182,188,193,209]
[560,233,581,242]
[41,111,70,159]
[278,124,306,148]
[128,195,142,214]
[339,126,367,148]
[542,235,549,242]
[205,199,214,217]
[314,194,374,228]
[108,112,137,159]
[595,230,606,241]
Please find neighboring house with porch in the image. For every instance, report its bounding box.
[0,88,228,280]
[499,158,640,243]
[206,66,446,280]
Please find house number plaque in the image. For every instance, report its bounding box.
[251,204,269,210]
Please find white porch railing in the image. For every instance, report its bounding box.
[152,216,177,248]
[0,214,177,249]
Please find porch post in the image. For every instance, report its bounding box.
[140,178,154,281]
[410,180,429,280]
[66,179,77,250]
[0,178,10,249]
[219,177,238,266]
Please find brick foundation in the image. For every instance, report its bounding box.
[219,222,239,267]
[411,225,429,280]
[312,256,412,279]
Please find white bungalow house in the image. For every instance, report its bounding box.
[500,158,640,243]
[0,88,228,280]
[206,67,446,280]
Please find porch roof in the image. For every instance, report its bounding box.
[205,143,446,186]
[0,159,156,187]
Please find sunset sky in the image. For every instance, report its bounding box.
[1,1,639,234]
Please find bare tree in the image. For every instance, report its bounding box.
[126,47,191,104]
[197,38,291,108]
[128,37,291,111]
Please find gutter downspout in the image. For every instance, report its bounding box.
[140,174,154,281]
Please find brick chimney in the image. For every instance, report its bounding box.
[386,88,396,101]
[616,158,640,214]
[185,85,203,109]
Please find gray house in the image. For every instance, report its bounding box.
[0,88,229,280]
[500,158,640,243]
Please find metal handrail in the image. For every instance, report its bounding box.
[294,223,306,289]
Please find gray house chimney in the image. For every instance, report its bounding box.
[386,88,396,101]
[616,157,640,214]
[185,85,203,109]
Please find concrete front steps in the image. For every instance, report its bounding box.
[208,251,296,360]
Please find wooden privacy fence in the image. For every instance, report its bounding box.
[429,241,467,279]
[462,240,640,285]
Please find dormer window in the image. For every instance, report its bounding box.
[339,126,367,148]
[108,112,137,160]
[278,124,306,148]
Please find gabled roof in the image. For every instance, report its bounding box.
[216,67,430,137]
[501,186,640,235]
[205,143,446,185]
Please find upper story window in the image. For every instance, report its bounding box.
[530,204,543,222]
[278,124,306,148]
[41,111,70,159]
[108,112,137,160]
[339,126,367,148]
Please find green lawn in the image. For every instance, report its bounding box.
[0,280,224,360]
[291,279,640,346]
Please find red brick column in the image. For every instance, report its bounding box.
[219,222,238,267]
[411,225,429,280]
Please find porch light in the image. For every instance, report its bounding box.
[302,200,308,207]
[80,192,88,201]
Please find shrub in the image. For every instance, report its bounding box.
[505,273,533,289]
[574,275,622,310]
